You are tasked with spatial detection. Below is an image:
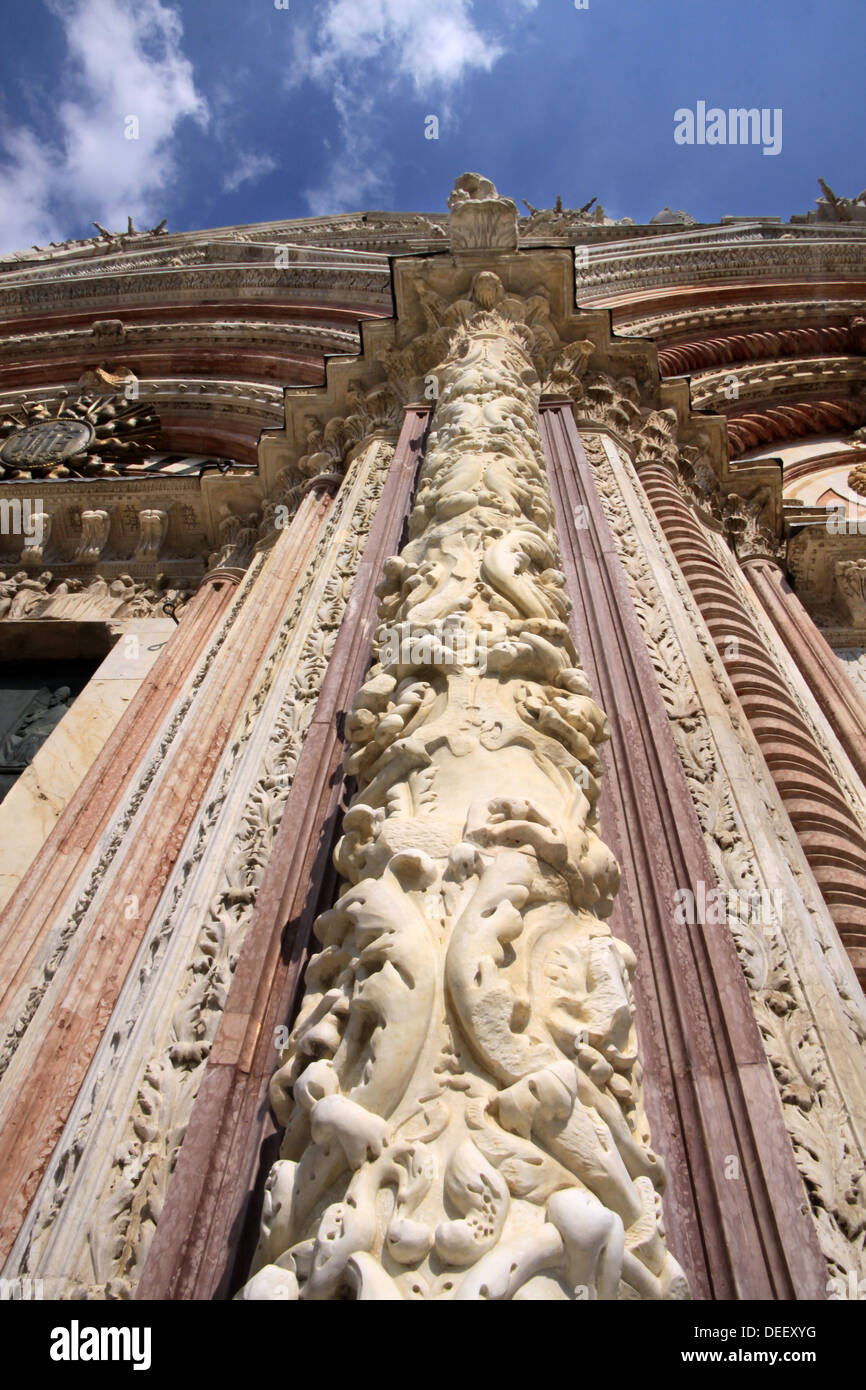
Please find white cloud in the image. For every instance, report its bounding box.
[309,0,505,93]
[222,152,279,195]
[0,0,208,254]
[304,80,389,217]
[293,0,539,214]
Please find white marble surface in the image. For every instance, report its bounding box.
[0,621,174,907]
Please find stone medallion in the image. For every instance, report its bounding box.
[0,419,95,472]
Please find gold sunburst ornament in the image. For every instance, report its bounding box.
[0,384,160,480]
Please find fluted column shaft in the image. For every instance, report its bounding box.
[636,458,866,985]
[743,554,866,790]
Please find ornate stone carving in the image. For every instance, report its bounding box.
[208,511,261,572]
[292,382,402,485]
[521,196,633,233]
[0,569,192,624]
[448,173,519,253]
[689,357,866,413]
[25,217,169,258]
[624,298,866,344]
[135,510,168,561]
[793,178,866,224]
[7,442,395,1298]
[74,510,110,564]
[848,462,866,498]
[0,388,159,480]
[835,559,866,624]
[19,510,50,567]
[384,267,586,410]
[241,303,687,1302]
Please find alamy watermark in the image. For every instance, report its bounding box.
[673,881,783,929]
[675,103,782,156]
[0,1277,44,1300]
[826,504,866,536]
[50,1320,151,1371]
[378,619,488,674]
[0,497,46,545]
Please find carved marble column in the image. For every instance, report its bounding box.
[742,554,866,790]
[236,309,689,1301]
[635,447,866,987]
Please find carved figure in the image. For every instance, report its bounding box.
[241,285,689,1302]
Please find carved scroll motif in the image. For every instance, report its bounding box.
[241,294,689,1302]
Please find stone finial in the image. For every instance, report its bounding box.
[447,172,519,253]
[649,206,696,227]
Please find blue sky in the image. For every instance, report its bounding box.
[0,0,862,253]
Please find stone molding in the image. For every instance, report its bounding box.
[689,358,866,411]
[577,230,866,300]
[658,322,860,376]
[634,451,866,984]
[4,440,401,1296]
[743,556,866,789]
[621,297,866,342]
[0,547,276,1261]
[580,426,866,1289]
[541,403,826,1298]
[137,410,430,1301]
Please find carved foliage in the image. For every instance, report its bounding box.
[242,306,688,1302]
[582,431,866,1283]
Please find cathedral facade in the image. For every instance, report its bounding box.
[0,174,864,1302]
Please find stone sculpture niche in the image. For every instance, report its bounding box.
[240,279,689,1302]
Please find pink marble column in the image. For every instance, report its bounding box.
[540,402,827,1300]
[742,553,866,790]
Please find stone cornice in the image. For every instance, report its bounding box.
[0,318,361,364]
[619,296,866,340]
[0,263,392,320]
[689,356,866,410]
[578,232,866,300]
